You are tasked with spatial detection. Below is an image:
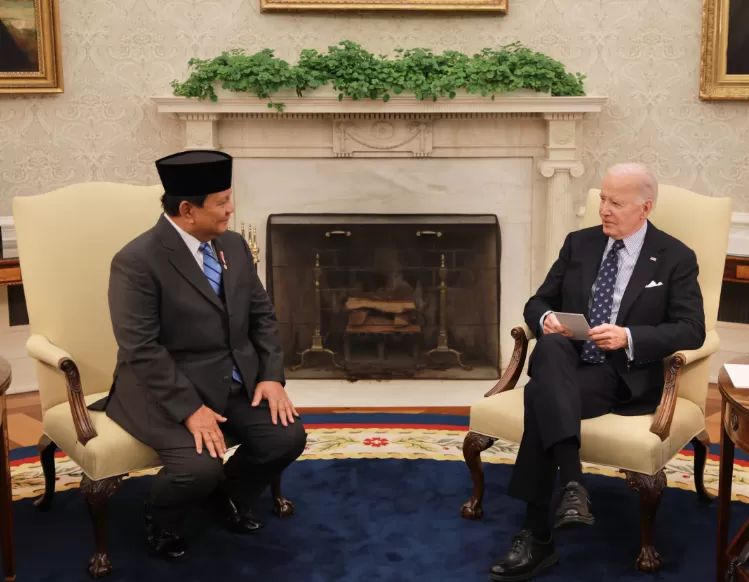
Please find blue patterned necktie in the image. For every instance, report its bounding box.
[580,239,625,364]
[199,242,243,384]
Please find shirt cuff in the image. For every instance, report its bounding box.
[539,311,553,335]
[625,327,634,361]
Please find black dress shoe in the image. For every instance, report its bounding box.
[555,481,595,529]
[144,503,187,560]
[489,530,558,581]
[222,498,264,534]
[207,489,264,534]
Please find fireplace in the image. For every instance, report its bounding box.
[267,214,500,380]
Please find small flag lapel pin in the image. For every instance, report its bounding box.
[219,251,228,270]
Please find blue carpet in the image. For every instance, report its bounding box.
[6,455,748,581]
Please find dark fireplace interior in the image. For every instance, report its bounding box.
[267,214,501,380]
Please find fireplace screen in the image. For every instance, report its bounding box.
[266,214,501,380]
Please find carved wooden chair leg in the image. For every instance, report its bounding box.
[271,472,295,518]
[34,435,57,511]
[460,431,496,520]
[80,475,123,579]
[691,434,716,503]
[622,469,667,573]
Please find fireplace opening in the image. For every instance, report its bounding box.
[266,214,501,381]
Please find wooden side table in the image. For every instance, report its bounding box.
[724,255,749,284]
[0,357,15,581]
[717,355,749,582]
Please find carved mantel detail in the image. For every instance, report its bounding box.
[179,113,220,150]
[540,112,586,269]
[333,117,433,158]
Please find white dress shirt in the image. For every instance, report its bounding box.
[541,221,648,361]
[164,213,206,269]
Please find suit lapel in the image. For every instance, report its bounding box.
[580,228,609,314]
[615,222,662,325]
[156,216,225,312]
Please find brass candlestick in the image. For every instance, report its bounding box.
[425,254,470,370]
[240,222,260,265]
[291,253,340,371]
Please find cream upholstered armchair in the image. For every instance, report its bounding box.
[460,185,733,572]
[13,183,294,579]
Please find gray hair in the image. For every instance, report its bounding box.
[606,163,658,204]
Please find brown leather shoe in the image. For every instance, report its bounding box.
[555,481,595,529]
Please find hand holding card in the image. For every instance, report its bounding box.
[549,312,591,341]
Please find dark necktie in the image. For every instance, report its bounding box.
[199,242,243,384]
[580,239,625,364]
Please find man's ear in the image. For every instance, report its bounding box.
[179,200,194,222]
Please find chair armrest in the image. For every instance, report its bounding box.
[484,325,533,397]
[26,334,98,446]
[26,334,73,367]
[649,329,720,442]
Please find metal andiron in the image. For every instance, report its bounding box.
[291,253,340,371]
[240,222,260,266]
[425,254,471,370]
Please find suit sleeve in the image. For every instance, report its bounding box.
[243,244,286,385]
[523,233,573,337]
[628,248,706,364]
[109,250,204,423]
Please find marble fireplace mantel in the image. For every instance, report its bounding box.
[153,92,607,279]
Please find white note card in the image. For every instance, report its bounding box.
[724,364,749,389]
[552,312,591,341]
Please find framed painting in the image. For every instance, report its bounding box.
[260,0,506,13]
[701,0,749,100]
[0,0,63,94]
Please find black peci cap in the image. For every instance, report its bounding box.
[155,150,232,197]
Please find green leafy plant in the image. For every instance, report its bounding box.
[171,41,586,112]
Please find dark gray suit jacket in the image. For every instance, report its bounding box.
[93,215,285,449]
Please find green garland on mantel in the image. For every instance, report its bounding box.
[171,40,586,113]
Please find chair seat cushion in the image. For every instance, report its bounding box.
[469,387,705,475]
[44,392,243,481]
[43,392,162,481]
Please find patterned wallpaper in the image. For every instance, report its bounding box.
[0,0,748,215]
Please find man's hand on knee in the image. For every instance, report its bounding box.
[544,313,572,337]
[252,381,300,427]
[185,405,228,459]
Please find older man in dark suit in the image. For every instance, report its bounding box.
[98,150,306,559]
[489,164,705,581]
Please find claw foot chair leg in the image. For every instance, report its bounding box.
[80,475,123,579]
[622,469,667,573]
[691,435,716,503]
[34,435,57,511]
[271,472,295,517]
[460,431,496,520]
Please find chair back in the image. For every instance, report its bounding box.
[582,185,733,409]
[13,183,163,413]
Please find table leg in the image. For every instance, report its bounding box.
[0,394,16,581]
[717,414,735,582]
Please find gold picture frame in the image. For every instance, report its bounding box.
[260,0,506,13]
[700,0,749,100]
[0,0,63,94]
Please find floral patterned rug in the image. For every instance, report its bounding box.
[10,414,747,502]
